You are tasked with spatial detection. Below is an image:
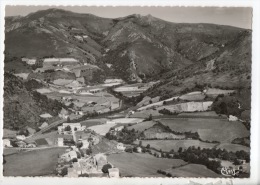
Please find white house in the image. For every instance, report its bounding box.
[27,59,37,65]
[117,143,126,150]
[81,140,90,149]
[3,139,12,147]
[108,168,120,178]
[59,108,69,119]
[57,138,64,147]
[137,147,142,153]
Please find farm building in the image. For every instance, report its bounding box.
[43,58,79,67]
[22,58,37,65]
[39,122,49,130]
[3,139,12,147]
[108,168,120,178]
[229,115,239,121]
[16,135,26,140]
[136,147,142,153]
[94,153,107,171]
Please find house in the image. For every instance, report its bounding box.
[27,59,37,65]
[39,122,49,130]
[57,138,64,147]
[108,168,120,178]
[16,135,26,140]
[67,168,78,177]
[22,58,36,65]
[137,147,142,153]
[3,139,12,147]
[81,140,90,149]
[40,113,53,119]
[115,126,124,132]
[229,115,238,121]
[117,143,126,150]
[59,108,69,119]
[16,141,27,148]
[94,153,107,171]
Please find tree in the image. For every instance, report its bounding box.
[64,125,71,131]
[102,164,112,173]
[178,147,183,153]
[139,141,142,146]
[146,144,150,149]
[61,167,68,176]
[74,127,77,131]
[67,117,71,123]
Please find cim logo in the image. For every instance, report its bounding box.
[221,167,241,177]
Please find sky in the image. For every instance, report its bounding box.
[5,6,252,29]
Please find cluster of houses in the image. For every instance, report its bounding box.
[57,146,119,177]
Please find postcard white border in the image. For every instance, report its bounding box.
[0,0,259,185]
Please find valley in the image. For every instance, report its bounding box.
[3,8,251,178]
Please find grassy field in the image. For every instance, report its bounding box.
[165,163,221,178]
[216,143,250,153]
[128,121,156,132]
[108,152,187,177]
[88,122,116,136]
[159,118,249,143]
[177,111,221,118]
[3,147,66,176]
[134,140,216,152]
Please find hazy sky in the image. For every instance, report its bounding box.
[5,6,252,29]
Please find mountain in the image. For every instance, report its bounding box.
[3,73,64,130]
[5,8,251,91]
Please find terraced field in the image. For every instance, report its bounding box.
[134,140,217,152]
[108,152,187,177]
[159,118,249,143]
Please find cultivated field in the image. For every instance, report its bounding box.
[128,121,156,132]
[3,147,67,176]
[216,143,250,153]
[111,118,144,124]
[165,163,221,178]
[88,122,116,136]
[108,152,187,177]
[159,118,249,143]
[134,140,216,152]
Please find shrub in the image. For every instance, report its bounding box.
[102,164,112,173]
